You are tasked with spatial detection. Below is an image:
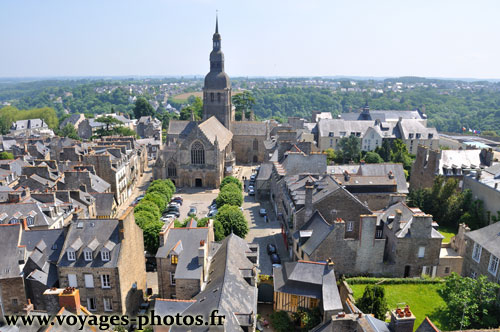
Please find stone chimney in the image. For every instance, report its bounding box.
[393,209,402,233]
[343,170,350,182]
[58,288,81,314]
[389,306,416,332]
[451,223,470,256]
[198,240,206,267]
[388,171,394,179]
[304,180,314,221]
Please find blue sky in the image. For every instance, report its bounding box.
[1,0,499,78]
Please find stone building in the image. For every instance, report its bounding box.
[154,18,268,188]
[156,219,214,300]
[57,208,146,314]
[410,145,495,190]
[462,221,500,282]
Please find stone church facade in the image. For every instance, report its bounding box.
[153,18,268,188]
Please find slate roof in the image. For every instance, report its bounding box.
[465,221,500,258]
[438,149,485,171]
[397,119,438,140]
[167,120,197,138]
[21,228,65,263]
[0,202,53,228]
[273,261,342,312]
[155,227,209,280]
[198,116,233,149]
[281,153,327,176]
[256,162,273,181]
[0,224,22,279]
[340,109,424,121]
[89,192,116,217]
[154,299,195,317]
[294,211,334,256]
[231,121,267,136]
[58,219,121,268]
[169,234,258,332]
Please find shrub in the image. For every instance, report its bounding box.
[0,152,14,160]
[215,205,248,238]
[213,219,225,241]
[345,277,443,285]
[270,311,293,332]
[356,285,388,320]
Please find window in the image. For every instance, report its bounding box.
[101,250,110,262]
[101,274,111,288]
[84,249,92,262]
[167,163,177,177]
[170,272,176,285]
[190,142,205,165]
[210,93,214,102]
[418,246,425,258]
[290,295,298,307]
[27,217,34,226]
[488,255,499,276]
[84,274,94,288]
[171,255,178,265]
[68,274,77,287]
[103,298,113,312]
[217,93,221,102]
[253,139,259,151]
[87,298,97,311]
[444,267,450,274]
[171,294,176,299]
[67,250,76,261]
[328,132,334,137]
[310,298,319,308]
[376,229,383,239]
[472,242,482,263]
[11,298,18,307]
[347,221,353,232]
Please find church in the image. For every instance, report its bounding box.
[153,18,268,188]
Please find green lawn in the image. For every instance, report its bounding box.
[437,226,457,243]
[350,283,446,331]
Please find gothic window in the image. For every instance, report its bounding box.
[191,142,205,165]
[253,138,258,151]
[217,93,221,102]
[210,93,215,102]
[167,163,177,177]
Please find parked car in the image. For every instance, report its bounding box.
[250,174,256,181]
[165,210,180,218]
[172,196,183,202]
[169,202,180,208]
[188,207,197,216]
[164,213,177,219]
[207,209,218,217]
[248,185,254,191]
[259,208,267,217]
[267,243,277,255]
[171,198,183,205]
[167,206,179,212]
[248,189,255,196]
[132,195,144,206]
[209,203,217,210]
[270,253,281,265]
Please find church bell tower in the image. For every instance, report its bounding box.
[203,15,233,129]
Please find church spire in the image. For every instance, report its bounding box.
[215,12,219,34]
[212,13,221,50]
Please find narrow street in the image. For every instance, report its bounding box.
[117,161,153,217]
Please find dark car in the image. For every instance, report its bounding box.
[188,207,197,216]
[270,253,281,265]
[165,210,180,217]
[171,198,183,205]
[267,243,277,255]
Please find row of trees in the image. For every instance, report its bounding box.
[133,179,176,254]
[407,176,491,230]
[213,176,248,240]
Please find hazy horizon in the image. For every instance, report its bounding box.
[2,0,500,79]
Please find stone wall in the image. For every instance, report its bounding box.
[409,145,440,190]
[232,135,266,164]
[462,237,500,282]
[157,257,176,299]
[0,277,26,315]
[175,279,201,300]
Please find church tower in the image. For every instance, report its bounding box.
[203,15,233,129]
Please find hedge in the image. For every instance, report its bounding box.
[345,277,444,285]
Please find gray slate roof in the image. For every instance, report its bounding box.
[465,221,500,258]
[58,219,121,268]
[0,224,22,279]
[167,120,197,138]
[169,234,258,332]
[294,211,334,256]
[198,116,233,149]
[0,202,53,228]
[89,192,116,216]
[273,261,342,312]
[340,109,424,121]
[231,121,267,136]
[156,227,209,280]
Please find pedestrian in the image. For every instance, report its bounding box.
[264,215,268,223]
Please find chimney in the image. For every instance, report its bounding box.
[389,306,415,332]
[326,258,335,270]
[58,288,81,314]
[360,160,366,165]
[305,180,314,221]
[343,170,350,182]
[393,209,402,232]
[23,299,34,315]
[198,240,206,267]
[388,171,394,179]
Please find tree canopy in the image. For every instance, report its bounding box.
[220,176,243,191]
[356,285,389,320]
[215,205,249,239]
[0,151,14,160]
[133,97,155,119]
[232,91,255,121]
[338,135,361,163]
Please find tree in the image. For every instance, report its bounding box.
[338,135,361,163]
[232,91,255,120]
[215,205,249,238]
[220,176,243,190]
[60,123,80,140]
[325,148,336,165]
[364,151,384,164]
[0,114,12,134]
[134,201,161,219]
[270,311,293,332]
[438,273,500,330]
[292,307,321,331]
[142,192,168,213]
[133,97,155,119]
[356,285,388,320]
[179,97,203,121]
[216,186,243,208]
[134,210,156,228]
[0,151,14,160]
[375,139,392,162]
[142,220,164,254]
[147,180,173,202]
